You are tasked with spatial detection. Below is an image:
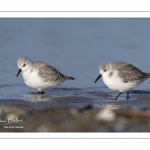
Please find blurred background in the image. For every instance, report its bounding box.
[0,18,150,100]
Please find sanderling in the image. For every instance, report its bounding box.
[94,62,150,100]
[16,57,74,94]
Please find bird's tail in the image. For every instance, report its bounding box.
[65,76,75,80]
[143,72,150,78]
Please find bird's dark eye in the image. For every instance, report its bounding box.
[104,69,107,72]
[23,64,26,67]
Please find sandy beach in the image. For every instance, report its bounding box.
[0,95,150,132]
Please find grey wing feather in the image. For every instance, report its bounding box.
[34,61,74,82]
[118,63,150,82]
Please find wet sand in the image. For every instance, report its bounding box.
[0,93,150,132]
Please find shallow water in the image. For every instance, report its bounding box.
[1,18,150,108]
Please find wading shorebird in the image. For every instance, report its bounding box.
[94,62,150,100]
[16,57,74,94]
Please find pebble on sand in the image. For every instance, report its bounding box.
[95,105,116,122]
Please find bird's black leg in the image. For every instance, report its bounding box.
[38,91,45,94]
[126,91,129,100]
[115,92,122,100]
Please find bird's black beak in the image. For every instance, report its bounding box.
[16,69,22,77]
[94,74,102,83]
